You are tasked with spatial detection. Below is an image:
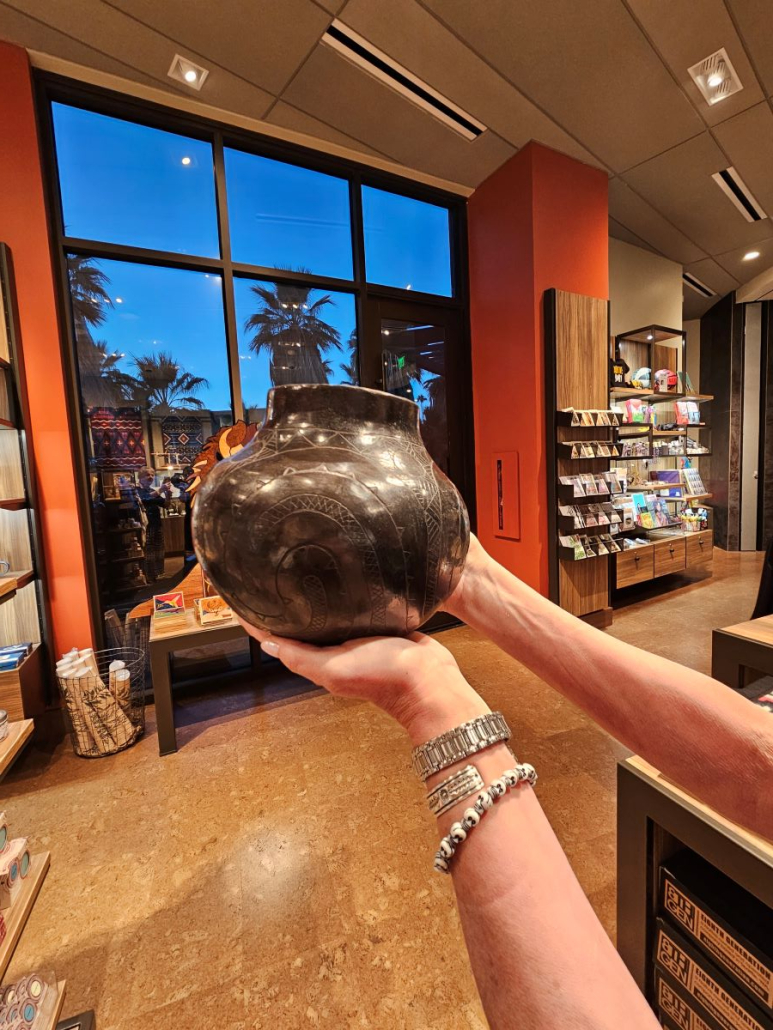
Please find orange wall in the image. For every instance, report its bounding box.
[468,142,608,594]
[0,43,94,653]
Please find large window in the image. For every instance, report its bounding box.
[46,94,463,621]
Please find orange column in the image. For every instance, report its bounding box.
[468,142,608,594]
[0,42,94,652]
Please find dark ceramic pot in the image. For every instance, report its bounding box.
[192,384,469,644]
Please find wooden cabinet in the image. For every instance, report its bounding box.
[685,529,713,567]
[653,537,686,577]
[615,545,654,588]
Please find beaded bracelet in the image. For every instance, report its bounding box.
[433,762,538,874]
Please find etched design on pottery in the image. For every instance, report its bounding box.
[193,385,469,645]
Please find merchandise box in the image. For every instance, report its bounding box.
[655,965,718,1030]
[152,591,185,623]
[653,919,772,1030]
[194,596,233,625]
[660,851,773,1012]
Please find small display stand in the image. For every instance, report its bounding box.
[617,756,773,1025]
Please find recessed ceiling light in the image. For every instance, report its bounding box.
[181,156,191,166]
[743,250,761,261]
[647,333,654,341]
[688,47,742,105]
[168,54,209,91]
[115,297,123,304]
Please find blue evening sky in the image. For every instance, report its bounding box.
[54,102,451,415]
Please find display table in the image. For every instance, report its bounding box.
[149,609,260,756]
[616,756,773,1002]
[711,613,773,689]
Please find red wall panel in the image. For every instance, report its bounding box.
[0,42,94,652]
[468,142,608,594]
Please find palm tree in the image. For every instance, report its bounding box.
[243,276,341,386]
[131,351,209,415]
[79,339,136,409]
[67,254,112,344]
[339,329,359,385]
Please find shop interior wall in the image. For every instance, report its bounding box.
[468,142,608,595]
[684,319,701,393]
[609,238,683,338]
[0,42,94,653]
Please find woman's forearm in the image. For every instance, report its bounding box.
[420,710,659,1030]
[451,557,773,839]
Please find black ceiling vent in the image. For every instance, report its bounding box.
[682,272,715,298]
[711,167,767,222]
[321,21,486,141]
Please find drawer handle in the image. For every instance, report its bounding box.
[634,555,640,562]
[669,547,675,555]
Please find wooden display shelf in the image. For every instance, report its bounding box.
[47,982,67,1030]
[0,645,44,721]
[0,852,50,981]
[0,499,26,511]
[0,719,33,781]
[0,576,18,601]
[0,419,15,430]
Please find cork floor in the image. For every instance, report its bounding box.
[2,550,764,1029]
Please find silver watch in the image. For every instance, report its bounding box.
[411,712,511,781]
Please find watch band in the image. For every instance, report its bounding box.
[411,711,511,781]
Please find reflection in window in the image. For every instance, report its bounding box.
[362,186,452,296]
[53,103,219,257]
[67,254,232,611]
[382,319,449,473]
[225,149,353,280]
[234,277,358,423]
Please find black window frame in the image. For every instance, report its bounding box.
[34,71,474,644]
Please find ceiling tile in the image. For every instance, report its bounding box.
[420,0,704,171]
[726,0,773,97]
[315,0,346,12]
[608,178,706,264]
[337,0,608,171]
[104,0,330,96]
[713,238,773,284]
[0,2,164,91]
[608,217,660,255]
[711,101,773,215]
[282,44,516,187]
[623,131,773,255]
[264,100,384,158]
[685,256,740,295]
[625,0,764,126]
[1,0,274,119]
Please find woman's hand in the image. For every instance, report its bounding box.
[236,620,489,745]
[443,533,492,621]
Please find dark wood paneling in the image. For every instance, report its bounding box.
[700,294,744,550]
[761,303,773,548]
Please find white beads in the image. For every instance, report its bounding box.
[462,808,480,829]
[449,821,467,843]
[476,790,494,811]
[432,759,538,874]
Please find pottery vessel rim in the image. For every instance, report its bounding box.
[265,383,420,428]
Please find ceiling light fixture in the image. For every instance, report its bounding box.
[743,250,761,261]
[168,54,209,91]
[321,21,486,141]
[712,167,767,222]
[688,47,742,105]
[181,156,191,166]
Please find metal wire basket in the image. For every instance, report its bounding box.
[56,647,146,758]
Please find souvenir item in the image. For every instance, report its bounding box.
[152,591,185,623]
[654,368,678,392]
[193,385,469,645]
[631,367,651,389]
[194,596,233,625]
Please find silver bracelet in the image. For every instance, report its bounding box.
[411,712,511,781]
[427,764,485,817]
[433,762,538,874]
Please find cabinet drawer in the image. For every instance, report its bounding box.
[616,546,654,587]
[685,529,713,566]
[653,537,686,576]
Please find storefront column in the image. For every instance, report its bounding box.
[468,142,609,595]
[0,41,94,652]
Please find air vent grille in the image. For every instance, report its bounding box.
[683,273,715,299]
[711,167,767,223]
[321,21,486,141]
[688,47,742,106]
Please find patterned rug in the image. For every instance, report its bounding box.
[161,416,205,462]
[89,408,147,469]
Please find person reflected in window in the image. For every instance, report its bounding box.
[137,466,171,582]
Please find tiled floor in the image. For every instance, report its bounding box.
[2,550,763,1029]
